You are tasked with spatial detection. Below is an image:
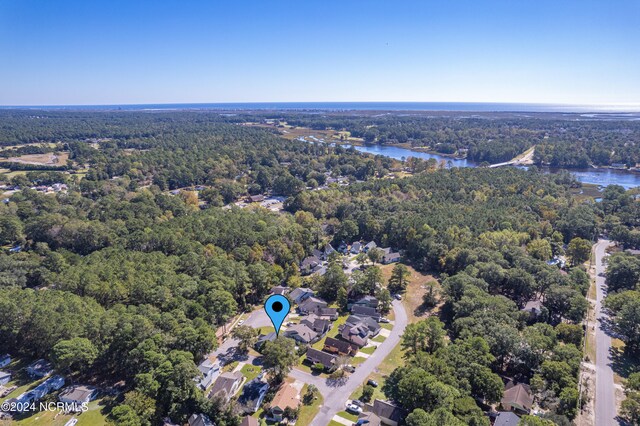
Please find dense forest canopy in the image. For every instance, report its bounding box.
[0,110,637,425]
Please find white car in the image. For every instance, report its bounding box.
[346,403,363,414]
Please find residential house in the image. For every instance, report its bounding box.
[289,287,314,304]
[371,399,405,426]
[521,299,543,318]
[238,379,269,414]
[323,337,358,356]
[298,296,328,314]
[300,256,321,275]
[494,411,521,426]
[324,243,336,259]
[188,413,215,426]
[26,359,53,378]
[0,371,10,386]
[350,295,379,309]
[341,315,381,347]
[0,354,10,368]
[300,314,331,335]
[270,286,289,296]
[240,416,259,426]
[341,322,369,347]
[58,385,97,410]
[306,347,337,371]
[314,307,339,321]
[363,241,377,252]
[246,194,265,203]
[357,412,382,426]
[255,332,278,352]
[382,250,401,264]
[209,371,243,403]
[501,383,533,414]
[283,324,319,344]
[351,305,381,320]
[196,358,221,390]
[268,383,300,422]
[350,242,362,254]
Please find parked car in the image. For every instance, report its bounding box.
[346,403,363,414]
[345,365,356,373]
[351,399,364,407]
[379,317,390,323]
[367,379,379,387]
[394,294,402,300]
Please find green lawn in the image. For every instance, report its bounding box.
[222,360,239,372]
[297,384,324,426]
[337,410,359,422]
[380,322,393,330]
[360,345,376,355]
[329,421,344,426]
[13,398,109,426]
[351,356,367,366]
[372,334,386,343]
[240,363,262,382]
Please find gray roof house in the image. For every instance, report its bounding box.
[314,307,339,321]
[270,286,289,295]
[26,359,53,378]
[350,242,362,254]
[350,295,379,309]
[209,371,243,402]
[299,296,328,314]
[195,358,221,390]
[300,315,331,335]
[188,414,215,426]
[289,287,314,304]
[255,332,278,352]
[300,256,321,275]
[382,251,401,264]
[351,305,381,320]
[0,354,10,368]
[340,321,370,347]
[0,370,11,386]
[58,385,97,409]
[371,399,405,426]
[306,347,337,370]
[283,324,319,344]
[363,241,377,252]
[494,411,521,426]
[238,379,269,414]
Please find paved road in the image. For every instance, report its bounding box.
[302,299,408,426]
[211,308,271,363]
[593,238,617,425]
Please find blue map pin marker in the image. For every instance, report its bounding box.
[264,294,291,337]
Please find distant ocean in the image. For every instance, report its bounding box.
[2,102,640,113]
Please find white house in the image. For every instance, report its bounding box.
[0,370,11,386]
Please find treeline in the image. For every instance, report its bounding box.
[252,112,640,167]
[285,167,598,423]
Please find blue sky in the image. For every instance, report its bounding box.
[1,0,639,105]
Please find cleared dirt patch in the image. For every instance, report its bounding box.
[6,152,69,166]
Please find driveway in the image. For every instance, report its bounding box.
[295,299,408,426]
[211,308,271,364]
[593,238,618,425]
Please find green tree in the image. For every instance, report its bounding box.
[566,237,591,266]
[388,263,410,294]
[51,337,98,373]
[232,325,258,353]
[262,337,298,382]
[527,239,553,261]
[367,247,384,265]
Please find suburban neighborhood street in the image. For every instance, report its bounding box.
[307,299,408,426]
[593,238,617,425]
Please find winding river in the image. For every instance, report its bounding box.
[348,144,640,189]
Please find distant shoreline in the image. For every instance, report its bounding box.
[2,102,640,114]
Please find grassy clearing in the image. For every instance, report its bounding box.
[222,361,239,372]
[297,384,324,426]
[328,421,344,426]
[336,410,359,422]
[240,363,262,382]
[360,346,376,355]
[372,334,386,343]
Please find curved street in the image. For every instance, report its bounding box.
[302,299,408,426]
[593,238,617,425]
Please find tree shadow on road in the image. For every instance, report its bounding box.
[609,345,638,380]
